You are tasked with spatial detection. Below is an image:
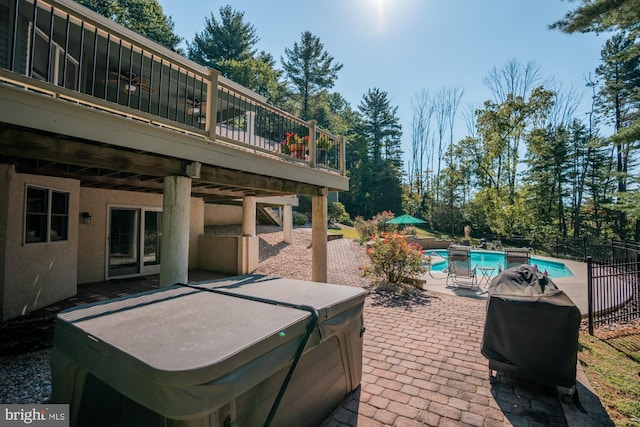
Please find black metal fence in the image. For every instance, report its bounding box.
[587,253,640,335]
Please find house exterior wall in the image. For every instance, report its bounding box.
[0,164,79,321]
[0,165,10,319]
[204,204,242,225]
[199,235,239,274]
[0,166,232,320]
[199,235,258,275]
[189,197,205,269]
[77,188,204,284]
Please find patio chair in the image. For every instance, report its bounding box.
[504,248,531,269]
[445,245,478,289]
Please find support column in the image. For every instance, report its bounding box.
[246,110,256,146]
[242,196,256,236]
[239,195,259,274]
[311,187,328,283]
[160,175,191,287]
[283,204,293,244]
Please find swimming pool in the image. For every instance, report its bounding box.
[424,249,574,278]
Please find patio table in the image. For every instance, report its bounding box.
[478,266,496,289]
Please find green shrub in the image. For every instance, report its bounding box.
[354,216,376,244]
[328,201,352,225]
[339,217,354,226]
[292,212,308,225]
[361,232,426,287]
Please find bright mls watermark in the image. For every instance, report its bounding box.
[0,405,68,427]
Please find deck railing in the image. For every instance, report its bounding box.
[0,0,345,174]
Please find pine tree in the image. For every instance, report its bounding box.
[595,33,640,237]
[552,0,640,238]
[187,6,258,71]
[349,88,403,217]
[76,0,181,51]
[281,32,343,120]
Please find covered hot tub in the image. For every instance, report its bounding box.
[52,275,366,426]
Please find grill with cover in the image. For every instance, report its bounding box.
[481,265,581,388]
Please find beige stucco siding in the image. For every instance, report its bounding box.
[0,165,79,321]
[189,197,204,268]
[0,166,9,318]
[77,187,204,284]
[204,204,242,225]
[77,188,162,284]
[0,168,205,320]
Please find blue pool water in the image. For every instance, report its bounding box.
[424,249,574,278]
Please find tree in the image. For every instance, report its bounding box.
[351,88,403,217]
[188,6,258,68]
[281,31,343,120]
[358,88,403,165]
[551,0,640,42]
[76,0,182,50]
[594,33,640,237]
[409,90,434,195]
[552,0,640,239]
[484,59,546,103]
[473,86,555,238]
[432,86,464,201]
[218,52,284,101]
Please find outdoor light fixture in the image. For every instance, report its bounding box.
[124,83,137,94]
[187,106,200,115]
[81,212,92,225]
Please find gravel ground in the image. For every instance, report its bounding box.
[0,349,52,404]
[0,226,335,404]
[205,224,316,281]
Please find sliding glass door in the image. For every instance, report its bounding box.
[108,207,161,278]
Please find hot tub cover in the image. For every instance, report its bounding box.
[481,265,581,387]
[52,275,366,423]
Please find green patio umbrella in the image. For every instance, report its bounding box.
[385,214,427,225]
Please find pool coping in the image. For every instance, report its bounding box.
[421,254,589,315]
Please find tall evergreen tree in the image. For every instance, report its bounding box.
[552,0,640,238]
[76,0,181,50]
[358,89,403,165]
[281,32,343,120]
[218,52,284,101]
[595,33,640,237]
[188,5,258,70]
[346,88,403,217]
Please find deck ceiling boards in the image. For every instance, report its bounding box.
[0,124,318,204]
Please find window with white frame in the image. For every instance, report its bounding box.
[25,186,69,243]
[29,25,79,90]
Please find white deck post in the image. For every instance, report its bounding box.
[242,196,256,236]
[205,70,219,141]
[160,175,192,287]
[283,204,293,244]
[311,187,328,283]
[239,195,258,274]
[308,120,317,167]
[246,110,256,146]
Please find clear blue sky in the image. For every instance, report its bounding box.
[159,0,608,166]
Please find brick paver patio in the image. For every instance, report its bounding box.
[322,238,566,426]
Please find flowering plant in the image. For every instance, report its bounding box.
[360,232,426,287]
[317,134,332,150]
[285,132,309,146]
